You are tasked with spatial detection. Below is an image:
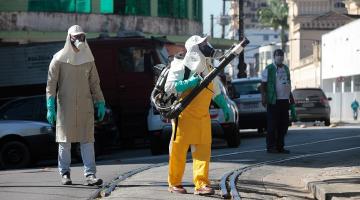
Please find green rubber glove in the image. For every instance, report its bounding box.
[290,104,298,121]
[94,101,106,122]
[46,96,56,126]
[174,74,201,92]
[214,94,230,122]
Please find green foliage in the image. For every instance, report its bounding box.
[257,0,289,50]
[257,0,288,30]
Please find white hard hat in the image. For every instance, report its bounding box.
[67,25,85,36]
[185,35,208,51]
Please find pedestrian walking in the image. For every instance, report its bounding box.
[46,25,105,186]
[260,49,297,154]
[351,98,359,120]
[164,35,231,195]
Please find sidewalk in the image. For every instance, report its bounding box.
[101,162,242,200]
[239,163,360,200]
[101,159,360,200]
[101,124,360,200]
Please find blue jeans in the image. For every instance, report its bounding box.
[58,142,96,177]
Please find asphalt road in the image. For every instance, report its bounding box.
[0,124,359,200]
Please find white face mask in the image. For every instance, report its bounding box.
[274,55,284,65]
[74,40,85,51]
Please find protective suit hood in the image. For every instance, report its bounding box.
[183,35,208,73]
[54,25,94,65]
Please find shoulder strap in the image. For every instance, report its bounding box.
[183,66,190,81]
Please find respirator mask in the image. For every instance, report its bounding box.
[198,42,223,60]
[273,49,285,66]
[274,55,284,65]
[70,34,86,50]
[198,42,214,57]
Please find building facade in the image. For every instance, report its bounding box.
[322,18,360,121]
[0,0,203,43]
[286,0,357,88]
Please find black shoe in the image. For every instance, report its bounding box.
[85,174,103,186]
[61,172,72,185]
[278,149,290,154]
[267,149,278,153]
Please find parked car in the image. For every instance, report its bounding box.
[230,77,267,133]
[0,34,171,146]
[147,80,240,155]
[0,120,55,169]
[292,88,331,126]
[0,95,118,169]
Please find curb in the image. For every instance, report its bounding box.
[305,177,360,200]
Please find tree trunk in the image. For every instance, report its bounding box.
[280,27,286,51]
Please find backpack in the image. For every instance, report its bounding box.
[150,53,190,117]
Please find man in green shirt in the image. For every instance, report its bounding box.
[260,49,296,154]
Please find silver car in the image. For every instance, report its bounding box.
[0,120,55,169]
[230,77,267,133]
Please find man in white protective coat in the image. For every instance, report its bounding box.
[164,35,231,195]
[46,25,105,186]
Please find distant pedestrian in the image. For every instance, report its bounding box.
[46,25,105,186]
[260,49,297,154]
[351,98,359,120]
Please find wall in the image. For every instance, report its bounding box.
[0,12,202,35]
[326,92,360,122]
[292,58,320,88]
[322,19,360,80]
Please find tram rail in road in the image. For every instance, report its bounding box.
[89,134,360,199]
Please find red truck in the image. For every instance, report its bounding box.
[0,35,170,146]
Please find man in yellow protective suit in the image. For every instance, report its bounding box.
[164,35,231,195]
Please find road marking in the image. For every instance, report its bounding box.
[212,134,360,158]
[221,146,360,200]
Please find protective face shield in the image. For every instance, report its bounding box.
[198,42,215,57]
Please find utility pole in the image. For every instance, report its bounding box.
[210,14,214,38]
[237,0,246,78]
[222,0,226,38]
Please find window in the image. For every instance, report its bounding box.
[263,35,269,41]
[100,0,113,13]
[193,0,202,21]
[158,0,188,19]
[0,98,37,120]
[334,2,345,8]
[28,0,91,13]
[344,77,351,92]
[265,51,272,59]
[114,0,150,16]
[354,75,360,92]
[232,81,261,97]
[117,47,154,72]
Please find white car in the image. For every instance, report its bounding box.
[0,120,55,169]
[147,81,240,155]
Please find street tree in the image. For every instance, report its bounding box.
[257,0,289,51]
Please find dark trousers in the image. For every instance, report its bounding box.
[266,100,289,150]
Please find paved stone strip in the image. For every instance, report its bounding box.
[88,163,167,199]
[219,146,360,200]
